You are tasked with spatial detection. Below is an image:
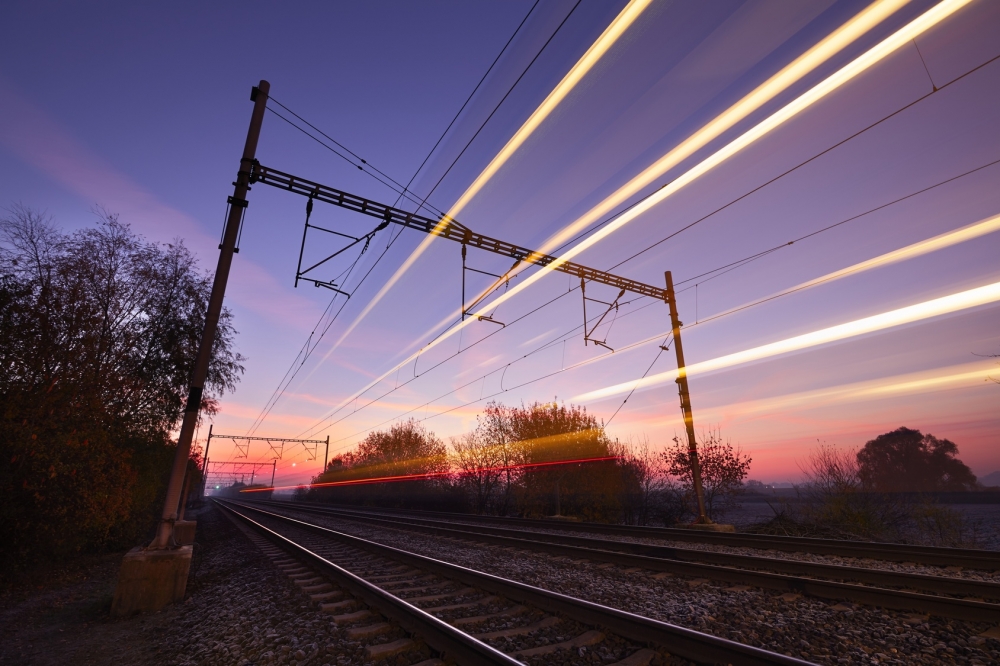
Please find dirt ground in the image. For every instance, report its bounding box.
[0,516,198,665]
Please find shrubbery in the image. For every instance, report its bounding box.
[302,401,751,525]
[1,207,242,573]
[750,428,983,546]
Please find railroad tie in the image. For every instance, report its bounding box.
[406,587,477,604]
[422,595,497,613]
[331,609,373,625]
[511,630,605,658]
[309,590,343,602]
[346,622,391,639]
[608,648,657,666]
[301,582,334,593]
[321,599,357,613]
[294,577,326,587]
[452,605,528,627]
[365,638,416,660]
[473,615,560,639]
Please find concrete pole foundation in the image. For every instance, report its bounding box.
[111,545,193,617]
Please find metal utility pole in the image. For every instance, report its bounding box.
[149,80,270,549]
[664,271,710,524]
[249,165,715,524]
[323,436,330,473]
[199,424,213,500]
[270,461,277,500]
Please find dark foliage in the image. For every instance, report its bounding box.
[661,430,751,522]
[749,433,984,546]
[308,420,458,509]
[0,206,243,571]
[857,427,977,492]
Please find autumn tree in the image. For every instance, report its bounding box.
[452,431,506,515]
[463,402,529,514]
[856,427,976,493]
[611,436,679,526]
[0,206,243,570]
[311,420,450,508]
[662,429,751,522]
[509,402,618,519]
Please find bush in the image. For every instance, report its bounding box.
[661,430,751,522]
[749,437,984,546]
[0,207,242,572]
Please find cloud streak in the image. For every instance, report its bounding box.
[0,76,318,331]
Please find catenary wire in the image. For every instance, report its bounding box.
[306,149,1000,448]
[242,1,542,444]
[674,156,1000,291]
[261,30,1000,462]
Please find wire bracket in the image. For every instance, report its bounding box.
[581,278,625,351]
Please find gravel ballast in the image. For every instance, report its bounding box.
[266,505,1000,665]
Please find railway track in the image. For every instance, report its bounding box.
[243,499,1000,623]
[266,501,1000,570]
[216,498,814,666]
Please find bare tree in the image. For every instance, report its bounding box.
[451,432,505,514]
[611,436,673,525]
[662,429,751,522]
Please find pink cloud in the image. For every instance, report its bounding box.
[0,77,317,331]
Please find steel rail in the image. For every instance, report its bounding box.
[251,501,1000,600]
[246,500,1000,623]
[221,499,814,666]
[214,499,521,665]
[250,163,670,301]
[290,502,1000,570]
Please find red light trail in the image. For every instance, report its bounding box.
[239,455,621,493]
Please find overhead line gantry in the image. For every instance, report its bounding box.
[248,159,712,525]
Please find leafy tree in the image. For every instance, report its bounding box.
[611,436,679,526]
[452,431,506,515]
[466,402,529,515]
[311,420,449,507]
[662,429,751,522]
[856,427,976,492]
[0,206,243,569]
[509,402,618,519]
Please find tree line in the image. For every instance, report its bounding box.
[0,207,242,572]
[303,401,753,524]
[302,405,982,538]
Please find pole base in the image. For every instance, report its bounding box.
[110,545,193,617]
[174,520,197,545]
[678,522,736,533]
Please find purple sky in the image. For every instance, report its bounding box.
[2,0,998,488]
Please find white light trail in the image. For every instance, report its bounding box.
[299,0,969,437]
[573,280,1000,403]
[393,0,965,368]
[704,212,1000,322]
[326,0,656,352]
[631,361,993,431]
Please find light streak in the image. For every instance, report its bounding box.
[300,0,967,439]
[456,0,973,328]
[403,0,916,352]
[323,0,962,405]
[625,361,993,433]
[532,0,911,256]
[240,454,621,493]
[302,206,997,438]
[573,280,1000,402]
[702,212,1000,323]
[326,0,655,353]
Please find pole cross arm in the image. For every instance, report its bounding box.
[251,163,669,302]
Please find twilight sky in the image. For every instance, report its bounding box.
[2,0,998,488]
